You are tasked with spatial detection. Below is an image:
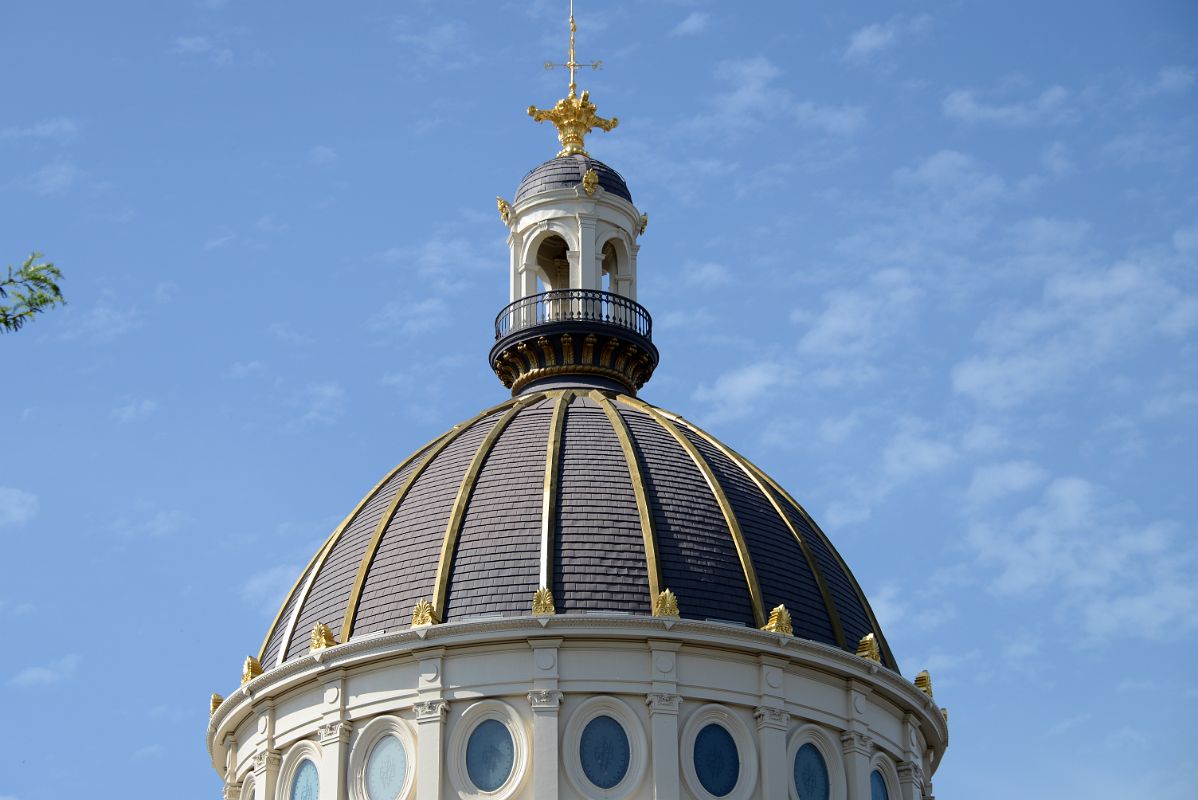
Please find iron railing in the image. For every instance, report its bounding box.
[494,289,652,341]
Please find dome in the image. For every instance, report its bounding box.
[515,154,632,205]
[258,389,895,671]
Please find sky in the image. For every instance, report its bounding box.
[2,1,1196,798]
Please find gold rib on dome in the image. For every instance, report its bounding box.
[272,430,453,663]
[655,408,848,650]
[528,0,618,157]
[257,521,339,665]
[539,391,573,590]
[592,390,662,605]
[617,395,766,628]
[338,395,525,642]
[746,462,899,670]
[431,393,546,622]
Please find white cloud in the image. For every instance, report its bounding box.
[967,477,1197,641]
[392,20,470,66]
[227,360,263,378]
[966,460,1048,505]
[881,426,956,483]
[792,101,867,136]
[378,236,490,294]
[367,296,450,336]
[203,233,235,250]
[132,744,165,759]
[0,487,38,527]
[843,14,931,64]
[682,261,732,287]
[268,322,313,345]
[296,381,346,426]
[943,85,1070,127]
[241,563,301,617]
[9,654,80,688]
[1142,66,1195,97]
[794,268,922,360]
[111,398,158,423]
[58,295,142,343]
[1041,140,1073,176]
[171,35,232,65]
[307,145,338,167]
[111,509,191,538]
[0,117,79,142]
[21,160,80,196]
[671,12,709,37]
[693,362,790,423]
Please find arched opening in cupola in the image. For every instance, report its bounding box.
[534,235,570,292]
[601,241,617,293]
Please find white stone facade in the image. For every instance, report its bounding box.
[208,616,947,800]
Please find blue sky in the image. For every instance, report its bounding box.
[2,1,1196,797]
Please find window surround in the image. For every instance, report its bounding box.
[679,703,759,800]
[562,695,649,800]
[348,714,417,800]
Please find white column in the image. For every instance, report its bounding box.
[647,640,682,799]
[627,244,640,302]
[897,762,923,800]
[509,231,523,303]
[319,722,352,800]
[840,731,873,800]
[528,638,563,798]
[414,700,449,800]
[577,216,600,290]
[253,752,281,800]
[755,656,790,798]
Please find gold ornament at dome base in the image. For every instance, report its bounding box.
[638,213,648,234]
[411,598,439,627]
[653,588,679,618]
[915,669,934,698]
[532,587,556,616]
[762,604,793,635]
[856,632,881,662]
[496,196,511,225]
[309,622,337,652]
[210,693,223,716]
[241,656,263,684]
[581,168,598,196]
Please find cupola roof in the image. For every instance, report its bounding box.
[514,154,632,205]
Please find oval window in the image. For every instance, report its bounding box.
[794,743,829,800]
[693,723,739,797]
[870,770,890,800]
[579,714,631,789]
[291,759,319,800]
[365,734,407,800]
[466,718,515,793]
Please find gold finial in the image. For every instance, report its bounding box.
[532,587,556,616]
[210,693,223,716]
[529,0,618,157]
[309,622,337,652]
[241,656,263,684]
[914,669,934,698]
[581,168,598,195]
[638,213,648,235]
[855,633,881,662]
[411,598,439,627]
[652,588,679,618]
[497,196,512,225]
[762,604,793,635]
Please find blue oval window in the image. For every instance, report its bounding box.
[466,718,515,792]
[580,714,631,789]
[693,723,739,797]
[291,759,319,800]
[871,770,890,800]
[794,743,829,800]
[365,734,407,800]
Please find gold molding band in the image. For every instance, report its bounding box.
[592,390,662,604]
[539,391,573,588]
[339,396,523,642]
[647,409,847,650]
[748,465,898,669]
[617,395,765,628]
[431,394,543,621]
[508,362,638,395]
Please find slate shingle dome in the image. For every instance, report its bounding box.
[259,389,897,671]
[515,154,632,204]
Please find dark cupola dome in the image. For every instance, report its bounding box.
[258,390,896,671]
[515,154,632,205]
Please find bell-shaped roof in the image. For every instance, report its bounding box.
[258,390,896,671]
[515,154,632,205]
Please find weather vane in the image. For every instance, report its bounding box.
[528,0,618,158]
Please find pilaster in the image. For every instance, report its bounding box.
[222,781,241,800]
[647,640,682,800]
[319,722,353,800]
[897,761,924,800]
[528,637,563,799]
[252,751,281,800]
[414,649,447,800]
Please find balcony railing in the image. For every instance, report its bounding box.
[495,289,652,341]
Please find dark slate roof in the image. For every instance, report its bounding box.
[258,390,898,671]
[515,154,633,205]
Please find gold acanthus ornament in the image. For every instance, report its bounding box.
[532,587,556,616]
[856,632,882,662]
[581,168,598,196]
[411,598,439,627]
[914,669,934,698]
[638,213,648,234]
[210,693,223,716]
[309,621,337,651]
[496,196,512,225]
[652,588,680,618]
[762,604,793,635]
[242,655,263,684]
